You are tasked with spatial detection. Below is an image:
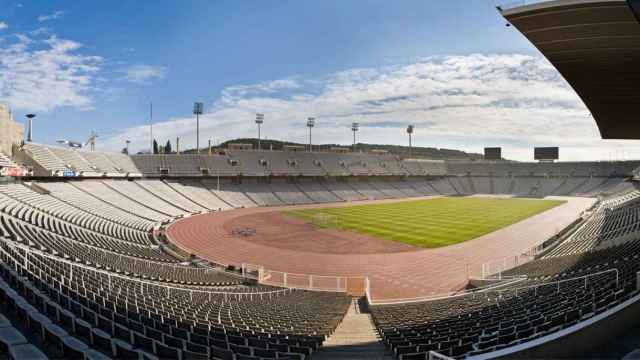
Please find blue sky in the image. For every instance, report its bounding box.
[0,0,637,161]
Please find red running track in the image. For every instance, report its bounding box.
[166,196,596,301]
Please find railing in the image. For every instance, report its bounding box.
[489,268,618,298]
[481,253,536,280]
[242,263,366,293]
[367,268,619,306]
[479,225,574,279]
[0,238,292,301]
[367,277,527,305]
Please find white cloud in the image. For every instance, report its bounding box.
[0,22,8,30]
[0,33,102,112]
[37,10,64,22]
[101,54,640,161]
[123,64,167,84]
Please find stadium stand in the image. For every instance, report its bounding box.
[15,143,142,177]
[200,153,240,176]
[405,179,439,196]
[165,180,232,211]
[101,180,187,218]
[293,152,327,177]
[35,181,157,232]
[201,179,257,208]
[76,152,124,177]
[5,144,640,358]
[135,180,208,213]
[19,144,70,176]
[296,178,343,203]
[0,242,351,359]
[372,266,634,359]
[390,180,423,198]
[97,153,141,177]
[0,153,17,169]
[70,180,172,222]
[240,180,286,207]
[369,179,406,198]
[349,180,391,200]
[269,179,314,205]
[320,179,366,201]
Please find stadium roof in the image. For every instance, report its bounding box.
[499,0,640,139]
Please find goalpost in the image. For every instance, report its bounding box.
[310,213,339,228]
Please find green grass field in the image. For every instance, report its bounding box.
[284,197,566,248]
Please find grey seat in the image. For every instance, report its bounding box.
[27,311,51,340]
[85,348,112,360]
[9,343,48,360]
[0,327,28,355]
[61,336,89,358]
[0,314,12,328]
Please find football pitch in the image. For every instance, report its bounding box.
[284,197,566,248]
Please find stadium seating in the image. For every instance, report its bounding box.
[296,179,343,203]
[5,146,640,358]
[372,265,635,359]
[201,179,257,208]
[240,180,285,206]
[0,153,17,169]
[102,180,188,218]
[135,180,207,213]
[349,180,391,200]
[17,143,141,177]
[165,180,232,211]
[0,242,351,360]
[269,179,314,205]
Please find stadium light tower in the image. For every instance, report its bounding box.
[25,114,36,142]
[193,102,204,154]
[407,125,414,157]
[255,113,264,150]
[351,122,359,152]
[307,117,315,152]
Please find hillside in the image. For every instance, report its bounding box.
[174,138,483,160]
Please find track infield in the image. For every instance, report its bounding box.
[284,197,566,248]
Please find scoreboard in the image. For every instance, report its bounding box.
[484,147,502,160]
[534,147,559,161]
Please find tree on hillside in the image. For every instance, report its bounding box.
[153,140,159,154]
[165,140,172,154]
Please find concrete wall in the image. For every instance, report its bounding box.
[0,104,24,156]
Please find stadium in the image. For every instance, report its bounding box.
[0,0,639,359]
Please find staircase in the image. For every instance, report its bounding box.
[315,299,394,360]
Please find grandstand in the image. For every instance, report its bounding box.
[0,0,638,358]
[0,139,637,358]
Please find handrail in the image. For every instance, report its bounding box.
[493,268,618,297]
[368,268,619,306]
[367,277,527,305]
[0,238,292,301]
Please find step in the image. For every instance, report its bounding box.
[315,299,394,360]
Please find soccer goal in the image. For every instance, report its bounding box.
[310,213,339,228]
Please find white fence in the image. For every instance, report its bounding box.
[242,263,366,293]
